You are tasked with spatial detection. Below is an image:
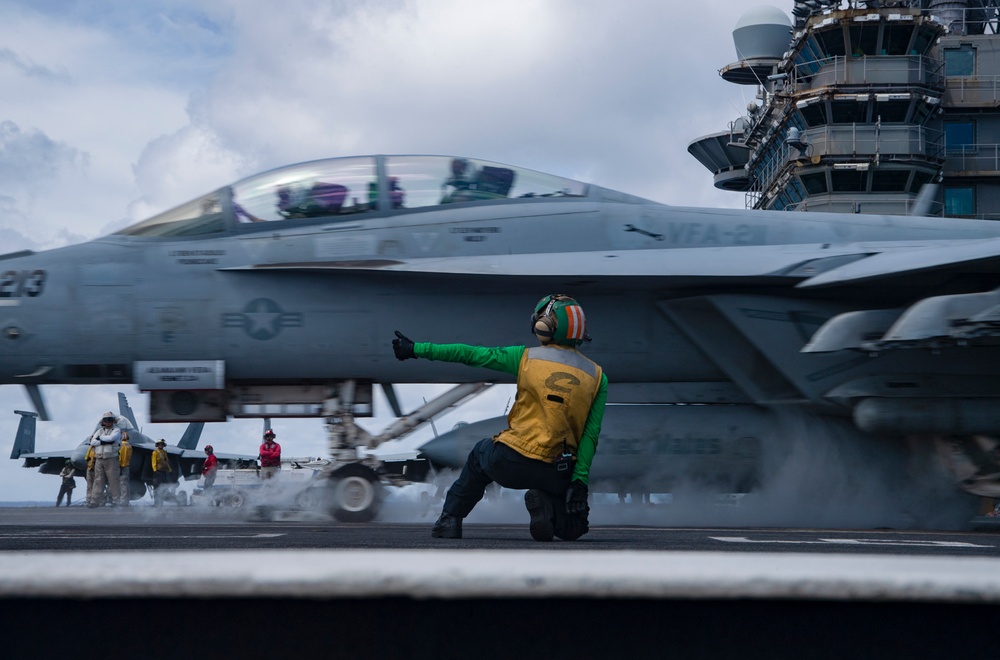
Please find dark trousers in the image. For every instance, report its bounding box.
[152,472,168,505]
[56,483,74,506]
[444,438,588,540]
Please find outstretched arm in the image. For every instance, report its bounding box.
[393,331,524,376]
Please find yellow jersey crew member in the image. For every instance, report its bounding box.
[393,294,607,541]
[151,440,172,506]
[118,432,132,506]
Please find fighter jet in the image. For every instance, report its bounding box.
[2,153,1000,520]
[10,393,256,503]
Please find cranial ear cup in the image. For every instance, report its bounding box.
[533,316,555,342]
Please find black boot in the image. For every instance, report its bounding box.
[431,513,463,539]
[524,490,554,542]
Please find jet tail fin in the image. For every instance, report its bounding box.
[24,384,49,421]
[118,392,140,429]
[910,183,940,217]
[10,410,38,459]
[177,422,205,450]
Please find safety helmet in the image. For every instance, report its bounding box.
[264,429,275,438]
[101,412,116,422]
[155,439,166,446]
[204,445,214,453]
[530,294,590,347]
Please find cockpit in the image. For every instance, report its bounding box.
[114,155,588,238]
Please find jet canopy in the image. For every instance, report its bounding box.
[115,155,588,238]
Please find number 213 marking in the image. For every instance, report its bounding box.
[0,270,47,297]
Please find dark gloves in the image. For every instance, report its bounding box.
[392,330,415,360]
[566,480,589,515]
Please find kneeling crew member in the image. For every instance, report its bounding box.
[393,293,607,541]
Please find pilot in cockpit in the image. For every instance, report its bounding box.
[368,177,406,210]
[440,157,477,204]
[277,182,349,218]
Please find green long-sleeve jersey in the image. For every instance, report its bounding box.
[414,342,608,484]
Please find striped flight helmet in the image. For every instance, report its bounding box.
[530,294,590,347]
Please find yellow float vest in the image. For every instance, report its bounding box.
[496,345,602,462]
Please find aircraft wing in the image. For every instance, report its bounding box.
[225,239,1000,287]
[212,451,257,463]
[165,447,255,463]
[223,245,876,282]
[797,236,1000,288]
[17,449,78,474]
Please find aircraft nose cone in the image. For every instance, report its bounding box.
[418,434,464,469]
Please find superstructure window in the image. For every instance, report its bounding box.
[848,26,878,57]
[815,28,846,58]
[831,169,867,192]
[912,27,936,55]
[831,100,866,123]
[798,99,828,127]
[871,170,911,192]
[945,121,975,154]
[883,24,913,56]
[795,38,825,79]
[800,172,828,194]
[945,45,975,76]
[944,187,975,215]
[872,99,909,123]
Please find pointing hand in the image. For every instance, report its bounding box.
[393,330,415,361]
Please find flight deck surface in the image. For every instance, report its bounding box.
[2,505,999,658]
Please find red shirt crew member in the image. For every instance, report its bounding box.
[259,430,281,479]
[202,445,219,488]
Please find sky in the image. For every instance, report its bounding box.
[0,0,794,502]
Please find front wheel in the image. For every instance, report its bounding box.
[329,464,383,523]
[225,490,246,507]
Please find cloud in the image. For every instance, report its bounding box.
[0,120,87,186]
[0,121,91,250]
[0,47,70,82]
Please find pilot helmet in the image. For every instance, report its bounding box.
[101,412,116,423]
[204,445,214,453]
[530,294,590,347]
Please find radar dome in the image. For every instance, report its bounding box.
[733,6,792,61]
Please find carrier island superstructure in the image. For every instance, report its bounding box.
[689,0,1000,218]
